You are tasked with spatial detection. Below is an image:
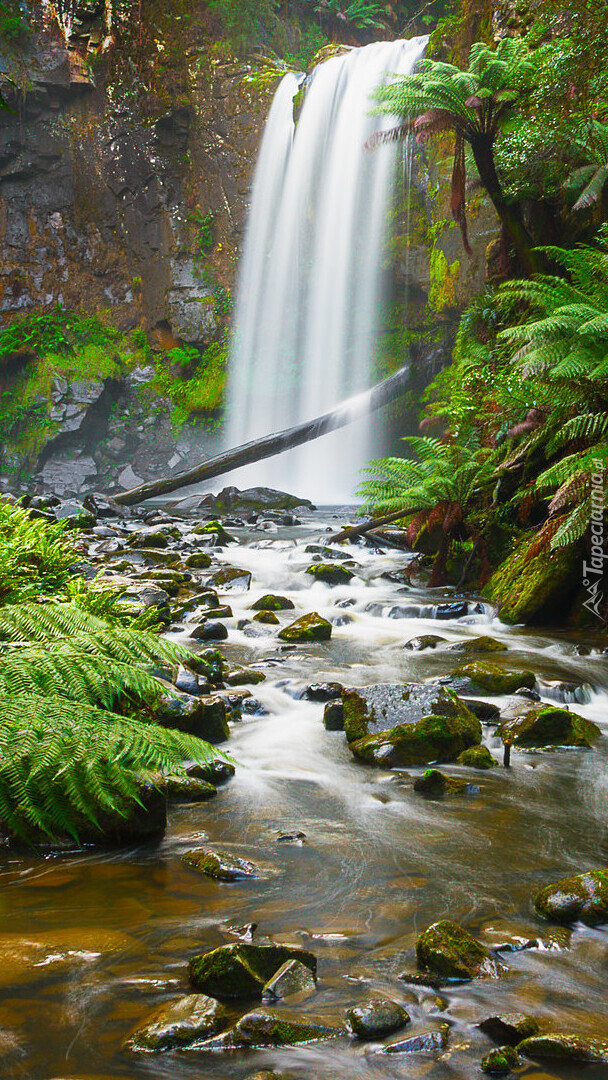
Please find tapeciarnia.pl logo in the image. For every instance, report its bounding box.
[582,460,606,620]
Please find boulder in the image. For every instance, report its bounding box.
[196,1008,343,1048]
[164,776,216,802]
[534,869,608,925]
[182,849,261,882]
[252,610,280,624]
[450,662,536,695]
[156,692,229,743]
[499,706,601,749]
[448,636,508,654]
[189,621,229,642]
[463,699,501,724]
[128,528,175,549]
[306,562,354,585]
[413,769,470,796]
[382,1027,449,1053]
[79,778,167,845]
[186,760,235,785]
[518,1033,608,1064]
[278,613,332,643]
[481,1046,521,1075]
[262,959,317,1000]
[251,594,295,611]
[188,943,317,999]
[457,746,497,769]
[403,635,446,651]
[323,701,344,731]
[225,667,266,686]
[416,920,505,981]
[185,552,212,569]
[301,682,343,701]
[208,566,251,590]
[347,998,410,1039]
[479,1014,539,1046]
[342,683,478,744]
[484,535,580,625]
[193,520,237,544]
[125,994,230,1051]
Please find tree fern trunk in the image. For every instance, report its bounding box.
[470,135,542,276]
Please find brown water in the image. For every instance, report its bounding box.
[2,509,608,1080]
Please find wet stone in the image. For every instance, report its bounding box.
[416,920,506,981]
[208,566,252,590]
[156,692,229,743]
[165,776,217,802]
[382,1026,449,1054]
[225,667,266,686]
[184,551,212,569]
[450,662,536,695]
[347,998,410,1039]
[413,769,470,796]
[199,1008,344,1048]
[463,699,501,724]
[518,1033,608,1064]
[534,869,608,924]
[499,705,601,749]
[403,635,446,651]
[481,1046,522,1075]
[124,993,230,1051]
[448,636,508,654]
[479,1013,540,1046]
[253,609,280,624]
[457,745,497,768]
[188,943,317,1000]
[301,682,343,701]
[182,849,261,882]
[306,562,354,584]
[262,959,317,1000]
[278,612,332,643]
[251,593,295,611]
[323,700,344,730]
[189,621,229,642]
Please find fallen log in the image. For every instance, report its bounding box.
[329,505,413,543]
[113,365,411,507]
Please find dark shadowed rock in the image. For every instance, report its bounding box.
[156,692,229,743]
[188,943,317,999]
[190,621,229,642]
[479,1014,539,1046]
[403,635,446,651]
[323,700,344,730]
[481,1045,521,1074]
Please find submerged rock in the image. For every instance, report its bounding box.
[413,769,470,795]
[534,869,608,924]
[262,959,317,1000]
[518,1033,608,1064]
[182,849,261,882]
[125,994,229,1051]
[499,705,601,749]
[450,662,536,695]
[188,944,317,999]
[278,613,332,643]
[479,1014,540,1046]
[306,562,354,584]
[347,998,410,1039]
[481,1046,521,1075]
[457,745,497,769]
[416,920,505,981]
[198,1007,344,1048]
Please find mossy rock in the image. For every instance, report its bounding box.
[165,776,217,802]
[351,710,482,768]
[534,869,608,925]
[484,535,580,625]
[413,768,471,795]
[251,594,295,611]
[199,1007,344,1048]
[451,661,535,695]
[185,551,212,569]
[342,683,477,744]
[416,920,505,981]
[448,636,507,654]
[305,562,354,585]
[208,567,252,590]
[517,1033,608,1064]
[188,944,317,1000]
[156,692,229,743]
[253,609,280,624]
[346,998,410,1039]
[457,745,497,769]
[193,520,237,544]
[403,635,446,651]
[182,849,260,882]
[278,612,332,643]
[124,993,230,1051]
[499,705,601,749]
[225,667,266,686]
[479,1013,539,1046]
[481,1045,521,1075]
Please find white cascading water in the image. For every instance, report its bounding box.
[225,37,427,503]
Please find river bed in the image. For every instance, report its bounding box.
[2,507,608,1080]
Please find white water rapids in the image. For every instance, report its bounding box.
[225,38,427,503]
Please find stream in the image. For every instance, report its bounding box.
[2,506,608,1080]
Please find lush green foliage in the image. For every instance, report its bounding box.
[0,501,223,844]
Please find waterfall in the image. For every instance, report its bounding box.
[225,37,427,503]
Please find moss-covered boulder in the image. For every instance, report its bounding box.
[347,999,410,1039]
[413,769,469,796]
[350,713,482,768]
[479,1014,539,1045]
[499,706,601,749]
[193,520,237,544]
[484,535,580,625]
[518,1033,608,1064]
[251,594,295,611]
[156,692,229,743]
[342,683,478,744]
[306,562,354,585]
[278,613,332,643]
[188,944,317,1000]
[534,869,608,924]
[450,662,536,695]
[253,609,280,624]
[124,994,230,1051]
[165,776,217,802]
[457,745,497,769]
[182,849,261,882]
[416,920,505,981]
[448,636,508,654]
[184,551,212,569]
[197,1008,344,1048]
[208,567,252,590]
[481,1046,521,1075]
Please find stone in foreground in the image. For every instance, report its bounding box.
[125,994,229,1051]
[518,1033,608,1064]
[262,959,316,1000]
[481,1045,521,1075]
[181,849,261,882]
[188,943,317,999]
[499,706,601,749]
[416,920,505,981]
[278,612,332,643]
[479,1013,540,1045]
[534,869,608,924]
[196,1008,344,1048]
[347,998,410,1039]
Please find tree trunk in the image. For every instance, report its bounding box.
[113,366,412,507]
[470,135,542,276]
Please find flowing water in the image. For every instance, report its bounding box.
[3,509,608,1079]
[225,39,427,502]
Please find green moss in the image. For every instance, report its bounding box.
[413,768,469,795]
[484,534,580,625]
[252,609,279,624]
[452,661,536,694]
[499,706,601,749]
[517,1033,608,1064]
[277,612,332,643]
[305,562,354,584]
[534,870,608,925]
[350,711,482,768]
[251,594,295,611]
[457,745,497,769]
[429,246,461,313]
[188,944,317,999]
[481,1046,521,1075]
[416,919,504,981]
